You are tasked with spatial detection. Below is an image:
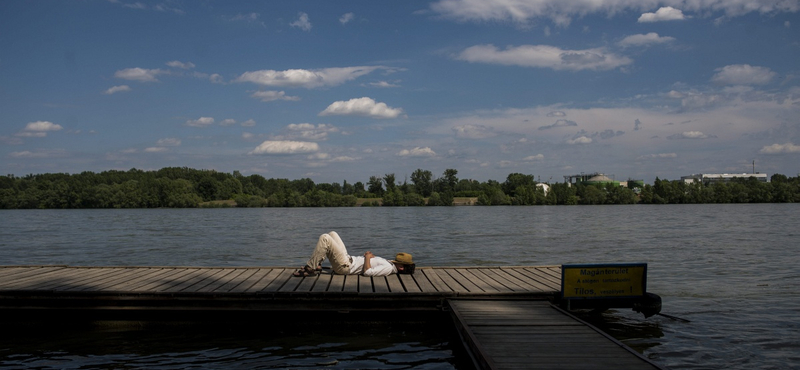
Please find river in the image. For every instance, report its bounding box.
[1,204,798,369]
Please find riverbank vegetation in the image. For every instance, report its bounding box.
[1,167,798,209]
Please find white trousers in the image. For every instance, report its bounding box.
[305,231,351,275]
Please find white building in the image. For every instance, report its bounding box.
[681,173,768,184]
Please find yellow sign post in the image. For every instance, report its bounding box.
[561,263,647,299]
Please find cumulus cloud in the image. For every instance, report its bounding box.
[397,147,437,157]
[430,0,796,26]
[760,143,800,154]
[667,131,712,139]
[185,117,215,127]
[144,147,168,153]
[290,12,312,31]
[456,44,633,71]
[637,153,677,159]
[711,64,776,85]
[250,140,319,155]
[220,119,237,126]
[319,97,404,119]
[114,67,166,82]
[368,81,401,88]
[166,60,195,69]
[340,12,355,24]
[284,123,339,141]
[250,90,301,102]
[618,33,676,48]
[103,85,131,95]
[453,124,497,139]
[235,66,385,89]
[539,119,577,130]
[522,154,544,161]
[638,7,685,22]
[241,119,256,127]
[567,136,592,144]
[156,138,181,146]
[24,121,63,132]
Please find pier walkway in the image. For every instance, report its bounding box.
[0,265,664,369]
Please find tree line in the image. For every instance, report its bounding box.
[0,167,798,209]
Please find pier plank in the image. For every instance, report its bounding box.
[0,266,66,281]
[422,269,456,293]
[108,268,179,291]
[444,269,483,293]
[0,266,95,289]
[267,270,295,292]
[194,269,244,293]
[410,271,437,293]
[328,274,345,292]
[244,269,283,292]
[373,277,390,293]
[449,299,661,370]
[71,268,160,291]
[502,268,554,292]
[398,274,421,293]
[33,267,123,291]
[386,275,406,293]
[212,268,259,293]
[359,275,373,293]
[130,268,191,292]
[342,274,359,293]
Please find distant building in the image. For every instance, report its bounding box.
[680,173,768,184]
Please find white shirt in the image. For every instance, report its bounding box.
[349,256,397,276]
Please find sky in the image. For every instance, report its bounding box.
[1,0,799,185]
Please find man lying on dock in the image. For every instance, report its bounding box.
[293,231,415,277]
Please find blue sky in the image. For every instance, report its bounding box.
[2,0,799,184]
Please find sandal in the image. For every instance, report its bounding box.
[292,265,317,277]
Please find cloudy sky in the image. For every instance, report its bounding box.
[2,1,799,184]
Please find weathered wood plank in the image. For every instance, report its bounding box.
[0,266,66,281]
[311,273,332,292]
[130,268,191,292]
[77,268,165,291]
[420,269,450,292]
[245,269,283,292]
[342,274,359,293]
[444,269,483,293]
[359,275,373,293]
[386,274,406,293]
[212,268,259,293]
[328,273,345,292]
[36,268,124,291]
[0,267,102,289]
[194,269,244,293]
[502,268,554,292]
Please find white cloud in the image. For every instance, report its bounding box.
[638,7,685,23]
[156,138,181,146]
[456,44,633,71]
[340,12,355,24]
[284,123,339,141]
[220,119,237,126]
[24,121,63,132]
[250,90,301,102]
[242,132,254,140]
[235,66,385,89]
[241,119,256,127]
[319,97,404,119]
[144,147,168,153]
[250,140,319,155]
[712,64,776,85]
[290,12,312,31]
[668,131,710,139]
[103,85,131,95]
[114,67,166,82]
[760,143,800,154]
[547,111,566,117]
[618,33,676,48]
[166,60,195,69]
[9,149,66,158]
[637,153,678,159]
[567,136,592,144]
[523,154,545,161]
[453,124,497,139]
[397,147,437,157]
[185,117,215,127]
[430,0,798,26]
[368,81,401,88]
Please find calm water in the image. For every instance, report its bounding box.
[1,204,799,369]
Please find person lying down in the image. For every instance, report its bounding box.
[293,231,415,277]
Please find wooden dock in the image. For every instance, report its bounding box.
[0,265,664,370]
[449,299,663,370]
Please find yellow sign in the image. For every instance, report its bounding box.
[561,263,647,299]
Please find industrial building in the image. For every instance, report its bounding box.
[563,173,644,189]
[680,173,768,184]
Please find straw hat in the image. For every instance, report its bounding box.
[391,252,413,265]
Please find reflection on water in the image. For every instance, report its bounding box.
[0,320,467,369]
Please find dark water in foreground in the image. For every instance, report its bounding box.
[1,204,799,369]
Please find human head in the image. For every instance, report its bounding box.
[391,252,415,274]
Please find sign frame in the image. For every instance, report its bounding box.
[561,263,647,300]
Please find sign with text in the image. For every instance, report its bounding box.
[561,263,647,299]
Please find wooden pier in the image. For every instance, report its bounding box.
[0,265,663,369]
